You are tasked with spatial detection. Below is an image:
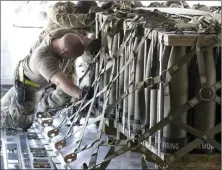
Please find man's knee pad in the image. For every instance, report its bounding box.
[41,89,71,111]
[1,107,13,129]
[8,105,35,130]
[1,87,14,107]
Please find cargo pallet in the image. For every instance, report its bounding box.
[102,118,221,170]
[95,8,221,170]
[33,8,221,170]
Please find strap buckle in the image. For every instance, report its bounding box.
[158,163,169,170]
[55,140,66,150]
[160,70,170,85]
[143,77,154,89]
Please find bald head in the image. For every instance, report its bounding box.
[59,33,85,59]
[52,32,94,59]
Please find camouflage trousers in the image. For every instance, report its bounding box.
[1,86,44,130]
[40,87,72,112]
[0,84,73,130]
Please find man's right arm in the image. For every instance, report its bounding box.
[50,71,81,99]
[35,54,82,99]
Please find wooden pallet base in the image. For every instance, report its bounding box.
[163,153,221,170]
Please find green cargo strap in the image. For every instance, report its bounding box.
[134,27,154,54]
[65,59,116,160]
[92,95,203,168]
[88,142,102,167]
[141,156,148,170]
[135,80,221,154]
[196,34,208,86]
[54,58,106,148]
[100,137,128,146]
[101,27,152,111]
[63,25,111,162]
[92,146,130,169]
[137,96,203,143]
[64,94,88,137]
[81,140,105,169]
[60,22,220,168]
[113,26,136,59]
[97,139,165,169]
[105,76,167,118]
[74,42,109,152]
[73,28,152,109]
[53,106,80,131]
[137,145,165,167]
[171,119,221,151]
[214,95,221,105]
[93,59,117,144]
[76,139,101,154]
[168,81,222,152]
[62,80,101,161]
[19,62,40,88]
[55,18,111,140]
[56,81,220,152]
[165,123,221,164]
[80,31,219,103]
[104,77,152,117]
[79,52,101,84]
[71,43,219,167]
[79,14,113,84]
[84,146,116,170]
[95,146,116,170]
[73,132,127,158]
[71,58,120,159]
[211,81,221,104]
[72,29,144,115]
[55,115,103,148]
[62,83,100,164]
[140,35,219,87]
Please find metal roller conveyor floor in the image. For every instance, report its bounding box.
[0,128,55,169]
[1,116,156,169]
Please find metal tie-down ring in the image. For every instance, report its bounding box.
[126,135,140,151]
[199,87,214,101]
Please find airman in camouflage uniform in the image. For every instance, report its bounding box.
[37,1,101,112]
[1,1,100,127]
[1,27,94,130]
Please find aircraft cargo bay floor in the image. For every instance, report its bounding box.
[1,119,156,169]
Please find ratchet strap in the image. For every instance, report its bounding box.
[165,123,221,164]
[88,31,221,167]
[62,21,111,164]
[104,35,220,115]
[92,78,221,168]
[36,14,221,169]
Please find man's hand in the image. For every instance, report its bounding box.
[80,86,94,100]
[88,39,101,55]
[50,71,81,99]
